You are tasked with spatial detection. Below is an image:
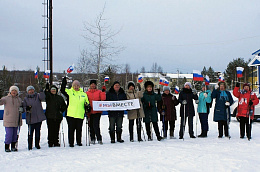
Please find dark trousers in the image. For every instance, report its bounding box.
[240,117,252,138]
[66,116,83,145]
[129,118,142,140]
[162,120,175,131]
[47,118,62,145]
[179,116,194,137]
[28,122,42,148]
[89,113,102,141]
[109,116,123,133]
[199,113,209,132]
[5,127,18,144]
[218,120,228,137]
[145,122,160,138]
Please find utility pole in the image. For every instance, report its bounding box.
[48,0,53,85]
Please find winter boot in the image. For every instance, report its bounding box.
[130,131,134,142]
[97,140,103,145]
[54,143,60,147]
[190,135,196,138]
[157,135,164,141]
[110,132,116,143]
[11,142,18,152]
[35,137,41,149]
[163,130,167,139]
[5,144,11,152]
[28,136,33,150]
[91,139,96,145]
[170,130,175,139]
[117,131,124,143]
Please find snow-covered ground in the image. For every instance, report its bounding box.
[1,103,260,172]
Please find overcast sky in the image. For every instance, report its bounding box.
[1,0,260,74]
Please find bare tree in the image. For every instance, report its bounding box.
[140,66,145,73]
[82,6,124,88]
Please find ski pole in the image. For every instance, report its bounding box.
[16,107,22,149]
[140,118,146,141]
[88,119,91,146]
[183,104,186,141]
[61,119,65,147]
[86,116,88,146]
[226,105,231,139]
[196,104,198,137]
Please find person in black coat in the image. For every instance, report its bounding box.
[178,82,198,139]
[106,81,127,143]
[45,83,67,147]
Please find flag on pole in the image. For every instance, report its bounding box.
[205,75,210,85]
[159,78,169,86]
[104,76,109,82]
[34,69,38,79]
[218,75,224,81]
[138,76,143,83]
[44,70,51,79]
[174,86,179,94]
[193,70,204,81]
[67,65,74,73]
[236,67,244,78]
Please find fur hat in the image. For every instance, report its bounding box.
[90,80,97,85]
[9,86,19,93]
[163,86,170,92]
[243,83,251,90]
[128,81,135,89]
[184,82,192,88]
[113,81,120,86]
[50,85,58,92]
[26,86,35,93]
[144,81,154,89]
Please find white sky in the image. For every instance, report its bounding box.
[1,0,260,74]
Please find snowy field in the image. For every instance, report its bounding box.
[0,103,260,172]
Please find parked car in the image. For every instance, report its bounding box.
[230,93,260,121]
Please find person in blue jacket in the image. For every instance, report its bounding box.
[197,83,212,138]
[178,82,198,139]
[211,81,234,138]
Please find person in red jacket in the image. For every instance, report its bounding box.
[86,80,106,144]
[233,83,259,139]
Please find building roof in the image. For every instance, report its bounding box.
[138,73,193,79]
[166,73,193,79]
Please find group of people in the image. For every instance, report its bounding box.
[0,77,258,152]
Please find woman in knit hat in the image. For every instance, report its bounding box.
[158,86,179,139]
[86,80,106,145]
[61,77,90,147]
[233,82,259,139]
[141,81,163,141]
[0,86,23,152]
[126,81,145,142]
[178,82,198,139]
[23,85,46,150]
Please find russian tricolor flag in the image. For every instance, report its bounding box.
[218,75,224,82]
[164,80,169,86]
[205,75,210,85]
[193,70,204,81]
[104,76,109,82]
[67,65,74,73]
[236,67,244,78]
[138,76,143,83]
[174,86,179,94]
[34,69,38,79]
[44,70,51,79]
[159,78,169,86]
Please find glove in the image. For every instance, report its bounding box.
[249,100,253,106]
[156,88,160,94]
[236,83,240,87]
[62,77,67,85]
[225,102,230,106]
[26,106,32,112]
[84,103,92,113]
[215,84,219,90]
[102,86,106,92]
[192,89,197,95]
[182,100,187,105]
[19,107,23,113]
[203,93,208,98]
[46,82,50,90]
[195,100,199,104]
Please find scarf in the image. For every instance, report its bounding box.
[220,90,228,101]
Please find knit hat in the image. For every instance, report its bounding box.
[50,85,58,92]
[26,86,35,93]
[113,81,120,86]
[90,80,97,85]
[144,81,154,89]
[163,86,170,92]
[9,86,19,93]
[128,81,135,89]
[184,82,192,88]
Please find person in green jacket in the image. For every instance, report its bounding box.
[141,81,163,141]
[197,83,212,138]
[61,77,90,147]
